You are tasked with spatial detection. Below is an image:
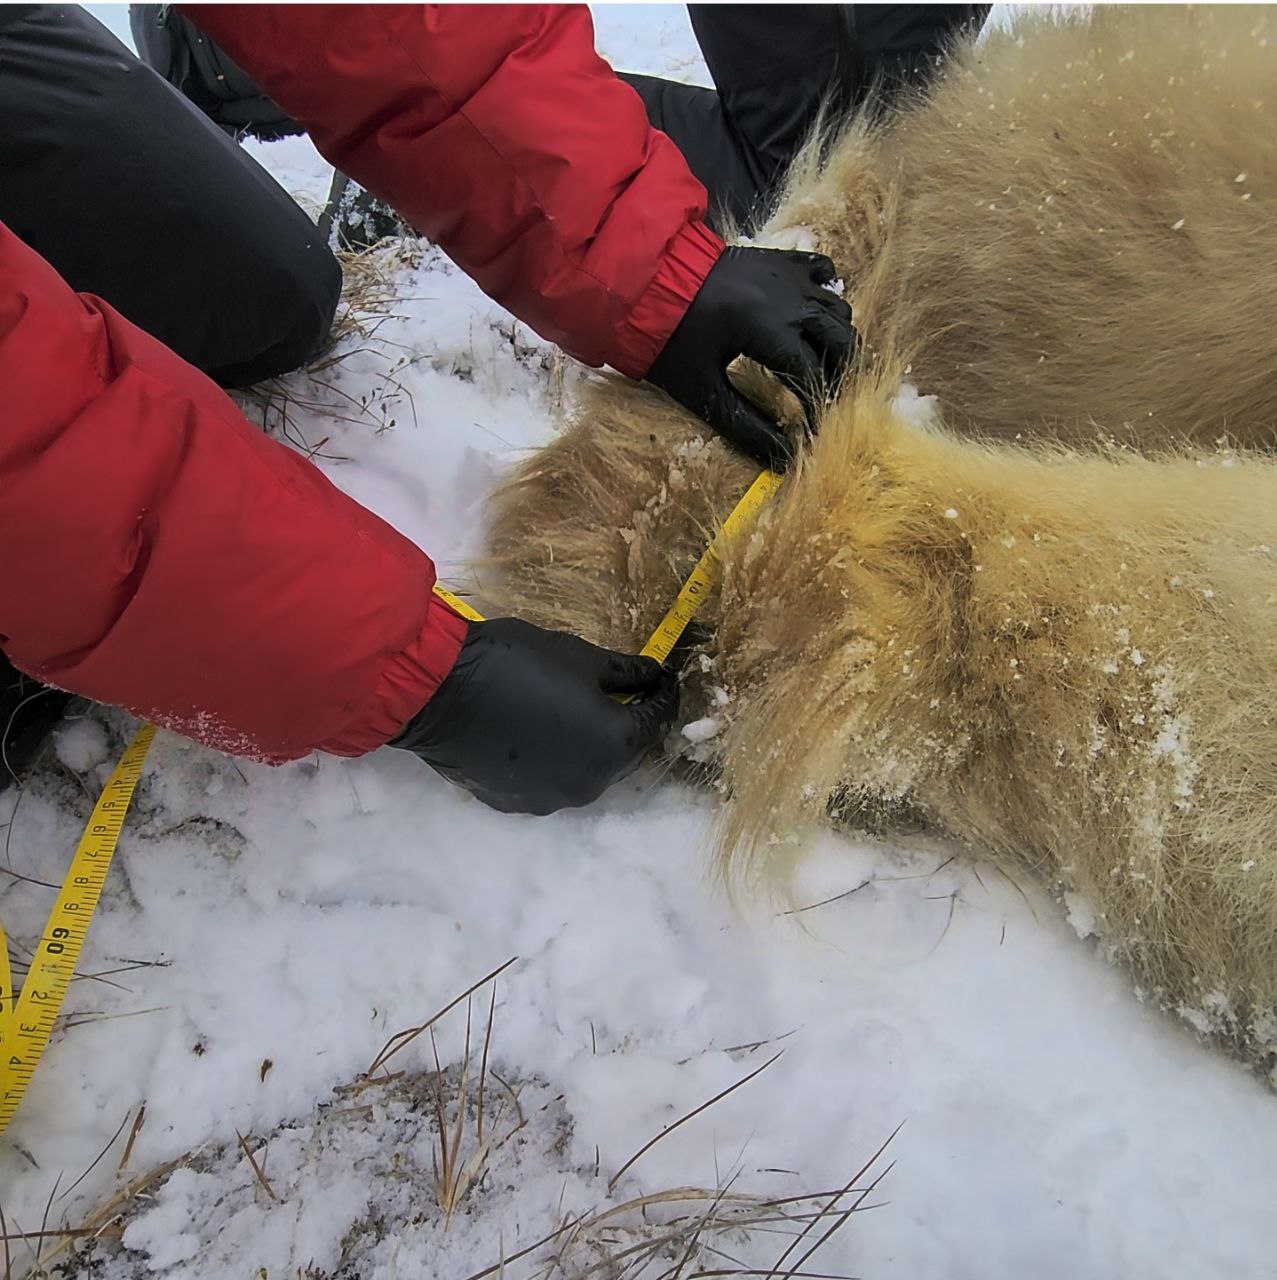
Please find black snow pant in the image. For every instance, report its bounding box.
[0,4,340,388]
[0,4,342,785]
[623,4,989,232]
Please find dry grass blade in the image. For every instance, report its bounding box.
[428,1025,484,1226]
[783,1162,893,1280]
[4,943,169,996]
[59,1005,167,1034]
[364,956,517,1077]
[580,1188,757,1235]
[1,1195,12,1280]
[237,243,435,462]
[462,1215,584,1280]
[429,1030,452,1213]
[722,1030,798,1057]
[28,1156,186,1275]
[560,1201,802,1280]
[451,1011,473,1176]
[518,1144,885,1280]
[545,1190,738,1279]
[417,977,521,1228]
[0,867,59,892]
[754,1189,874,1211]
[447,1065,497,1220]
[663,1176,745,1280]
[460,1163,880,1280]
[0,1226,123,1245]
[119,1105,147,1172]
[488,1070,525,1136]
[766,1120,902,1279]
[37,1173,61,1262]
[478,983,497,1146]
[780,881,872,917]
[57,1109,132,1203]
[235,1131,280,1203]
[569,1221,716,1280]
[688,1271,854,1279]
[607,1051,784,1194]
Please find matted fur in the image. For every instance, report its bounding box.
[768,5,1277,448]
[481,5,1277,1074]
[486,376,1277,1070]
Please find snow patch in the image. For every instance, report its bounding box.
[1064,891,1097,939]
[681,716,724,744]
[54,717,110,774]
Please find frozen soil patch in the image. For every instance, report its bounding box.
[49,1061,882,1280]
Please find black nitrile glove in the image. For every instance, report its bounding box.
[646,247,856,469]
[391,618,679,816]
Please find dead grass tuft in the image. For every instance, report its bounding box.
[235,242,432,462]
[21,968,887,1280]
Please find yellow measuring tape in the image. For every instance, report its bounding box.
[431,468,784,664]
[635,468,783,665]
[1,723,157,1136]
[0,469,781,1137]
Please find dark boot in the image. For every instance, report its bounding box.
[129,2,303,142]
[317,171,414,254]
[1,653,71,791]
[624,4,990,234]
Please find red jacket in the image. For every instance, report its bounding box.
[0,5,722,761]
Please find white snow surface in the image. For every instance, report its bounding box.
[3,7,1277,1279]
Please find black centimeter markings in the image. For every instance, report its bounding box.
[2,724,157,1133]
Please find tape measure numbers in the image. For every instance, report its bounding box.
[430,582,485,623]
[0,468,781,1138]
[638,468,783,664]
[1,722,156,1137]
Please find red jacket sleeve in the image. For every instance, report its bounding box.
[0,223,466,762]
[184,3,724,378]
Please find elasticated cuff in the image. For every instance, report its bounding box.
[320,591,470,757]
[609,220,724,379]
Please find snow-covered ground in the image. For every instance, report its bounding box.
[4,7,1277,1279]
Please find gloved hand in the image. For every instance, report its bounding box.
[390,617,679,816]
[646,247,856,469]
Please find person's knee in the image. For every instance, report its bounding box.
[0,4,342,388]
[209,245,343,387]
